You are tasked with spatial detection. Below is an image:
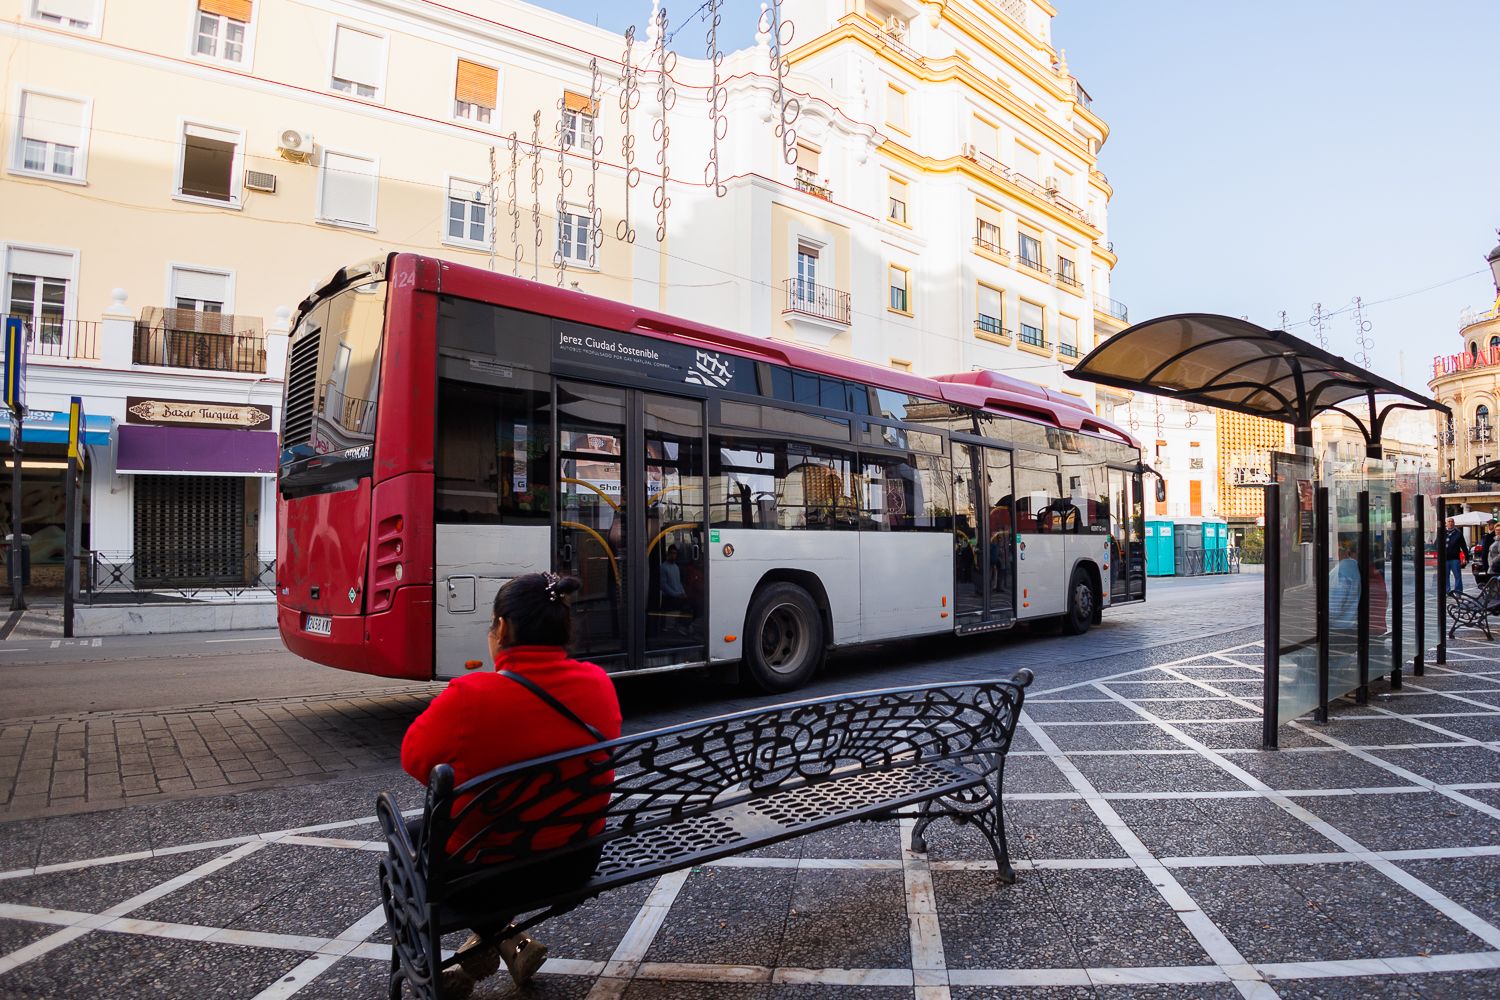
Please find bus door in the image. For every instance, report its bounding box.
[1108,466,1147,603]
[951,442,1016,631]
[555,382,706,672]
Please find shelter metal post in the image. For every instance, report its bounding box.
[1315,486,1330,724]
[1437,499,1447,665]
[1262,483,1281,750]
[1295,425,1313,451]
[1389,491,1402,690]
[8,417,22,612]
[1356,490,1370,704]
[1414,500,1425,677]
[63,451,75,638]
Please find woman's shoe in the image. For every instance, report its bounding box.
[455,932,502,980]
[500,932,549,987]
[439,966,475,1000]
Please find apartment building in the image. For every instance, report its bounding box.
[0,0,1122,611]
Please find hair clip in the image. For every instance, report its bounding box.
[544,572,561,603]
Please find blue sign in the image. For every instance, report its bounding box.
[3,316,25,415]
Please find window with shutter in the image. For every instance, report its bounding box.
[177,123,240,205]
[14,90,87,180]
[455,60,498,122]
[194,0,252,62]
[562,91,597,149]
[170,267,231,313]
[319,151,378,229]
[976,284,1003,338]
[331,25,384,99]
[30,0,96,30]
[975,202,1002,253]
[1019,300,1045,347]
[446,178,489,247]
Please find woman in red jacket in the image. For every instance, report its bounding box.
[402,572,622,996]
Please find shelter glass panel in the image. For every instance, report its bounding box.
[1274,449,1320,724]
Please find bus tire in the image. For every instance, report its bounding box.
[744,583,824,693]
[1063,568,1095,636]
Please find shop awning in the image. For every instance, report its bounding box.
[116,425,279,477]
[16,409,114,447]
[1463,461,1500,483]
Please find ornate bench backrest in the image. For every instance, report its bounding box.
[421,671,1032,889]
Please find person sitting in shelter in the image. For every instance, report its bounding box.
[401,572,622,997]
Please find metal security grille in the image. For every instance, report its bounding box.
[281,328,321,450]
[133,476,245,586]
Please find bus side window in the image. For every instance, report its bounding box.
[435,380,552,525]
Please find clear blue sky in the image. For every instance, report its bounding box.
[531,1,1500,393]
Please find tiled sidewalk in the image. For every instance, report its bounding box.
[3,637,1500,999]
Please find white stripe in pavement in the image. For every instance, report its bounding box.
[205,637,281,644]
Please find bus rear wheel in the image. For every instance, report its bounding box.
[1063,568,1095,636]
[744,583,824,693]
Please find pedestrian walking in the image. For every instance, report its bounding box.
[400,572,622,997]
[1445,517,1467,595]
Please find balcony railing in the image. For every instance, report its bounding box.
[1471,425,1493,443]
[1443,480,1498,495]
[877,25,923,64]
[975,316,1009,339]
[1058,342,1079,359]
[782,278,851,326]
[1094,293,1129,322]
[794,167,832,200]
[5,314,100,361]
[1072,78,1093,110]
[1017,255,1051,278]
[1055,269,1082,289]
[1018,327,1047,349]
[973,235,1010,260]
[134,307,266,374]
[1438,428,1456,446]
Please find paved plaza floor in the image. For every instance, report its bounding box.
[3,632,1500,998]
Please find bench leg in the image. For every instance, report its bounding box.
[910,800,936,854]
[388,944,403,1000]
[970,796,1016,885]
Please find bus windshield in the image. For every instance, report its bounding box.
[279,277,387,496]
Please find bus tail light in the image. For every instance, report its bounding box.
[370,512,405,613]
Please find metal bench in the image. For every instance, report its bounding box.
[375,671,1033,1000]
[1449,577,1500,640]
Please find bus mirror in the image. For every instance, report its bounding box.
[1155,479,1166,504]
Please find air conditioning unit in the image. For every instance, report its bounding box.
[277,129,314,161]
[961,142,977,159]
[245,169,278,193]
[1044,175,1062,192]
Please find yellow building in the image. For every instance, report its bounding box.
[1431,300,1500,515]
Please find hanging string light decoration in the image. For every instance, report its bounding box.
[553,91,576,286]
[530,110,542,282]
[651,4,677,243]
[1308,302,1329,350]
[1277,310,1289,332]
[616,26,641,245]
[704,0,728,197]
[759,0,800,166]
[506,131,521,277]
[585,58,604,269]
[487,145,499,272]
[1352,296,1374,370]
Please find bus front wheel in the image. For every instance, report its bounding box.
[744,583,825,692]
[1063,568,1096,636]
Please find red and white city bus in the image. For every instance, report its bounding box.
[277,254,1146,691]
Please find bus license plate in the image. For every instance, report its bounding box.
[304,615,332,636]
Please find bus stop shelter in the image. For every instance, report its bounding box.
[1069,313,1449,747]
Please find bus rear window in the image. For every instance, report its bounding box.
[281,280,386,462]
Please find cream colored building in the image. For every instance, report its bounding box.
[1431,298,1500,516]
[0,0,1122,618]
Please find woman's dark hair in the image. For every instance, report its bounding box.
[492,572,581,647]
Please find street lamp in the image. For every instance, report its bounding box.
[1489,232,1500,292]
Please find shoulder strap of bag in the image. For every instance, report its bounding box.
[500,669,607,743]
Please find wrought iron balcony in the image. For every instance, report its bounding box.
[1017,255,1051,278]
[1438,428,1456,446]
[1471,424,1492,443]
[5,313,100,361]
[1018,327,1047,349]
[133,307,266,374]
[975,316,1009,339]
[794,167,832,200]
[973,234,1010,260]
[782,279,851,326]
[1443,479,1497,495]
[1058,342,1079,359]
[1055,269,1082,290]
[1094,294,1129,322]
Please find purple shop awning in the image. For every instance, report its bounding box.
[116,425,279,476]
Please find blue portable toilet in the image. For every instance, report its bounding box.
[1146,519,1176,576]
[1203,518,1229,573]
